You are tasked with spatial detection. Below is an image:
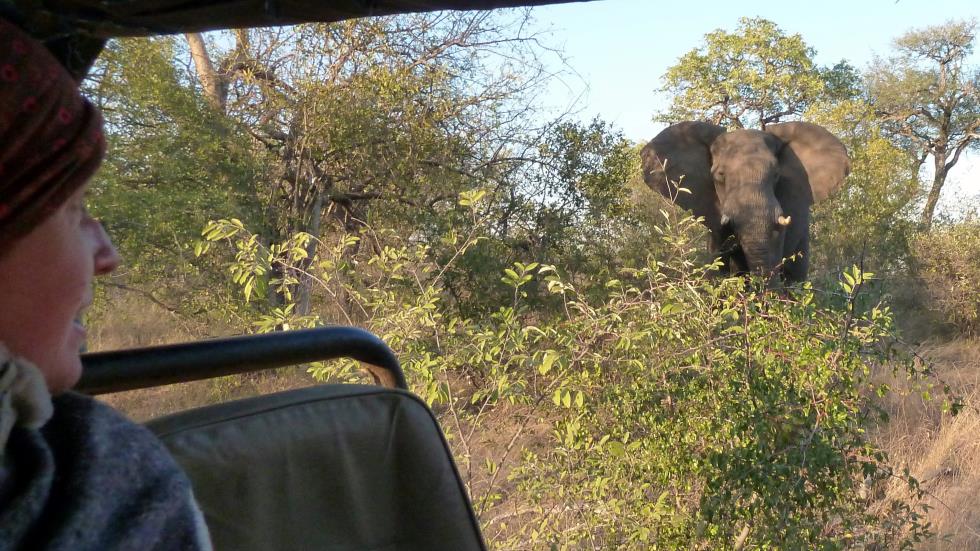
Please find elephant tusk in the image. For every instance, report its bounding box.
[777,215,792,226]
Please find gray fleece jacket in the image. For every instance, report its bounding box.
[0,346,211,550]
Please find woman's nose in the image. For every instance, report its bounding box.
[93,220,120,276]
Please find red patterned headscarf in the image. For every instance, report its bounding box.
[0,17,105,251]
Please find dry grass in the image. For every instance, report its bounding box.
[873,338,980,549]
[98,368,317,423]
[87,293,196,350]
[87,292,317,422]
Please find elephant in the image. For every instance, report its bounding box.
[640,121,850,284]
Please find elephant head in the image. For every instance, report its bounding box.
[640,121,850,283]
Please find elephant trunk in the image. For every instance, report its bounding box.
[742,240,777,279]
[735,205,786,285]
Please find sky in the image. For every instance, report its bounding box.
[523,0,980,210]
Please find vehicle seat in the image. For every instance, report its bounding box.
[146,384,485,551]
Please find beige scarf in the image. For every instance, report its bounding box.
[0,344,53,455]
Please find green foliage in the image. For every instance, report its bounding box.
[86,37,264,324]
[807,99,921,279]
[866,18,979,228]
[94,13,970,551]
[438,119,640,316]
[203,199,939,548]
[91,38,262,256]
[498,263,935,549]
[911,221,980,335]
[85,13,575,322]
[658,17,838,128]
[868,18,979,151]
[535,119,636,221]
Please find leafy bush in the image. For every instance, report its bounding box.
[912,222,980,336]
[807,99,921,281]
[201,194,941,549]
[479,261,941,549]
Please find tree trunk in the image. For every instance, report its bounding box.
[920,153,948,231]
[296,184,323,316]
[185,33,226,112]
[259,234,282,308]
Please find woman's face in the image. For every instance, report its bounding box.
[0,186,119,393]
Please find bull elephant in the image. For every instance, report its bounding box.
[640,121,850,283]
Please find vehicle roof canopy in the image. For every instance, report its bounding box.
[3,0,591,77]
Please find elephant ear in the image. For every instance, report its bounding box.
[641,121,726,223]
[765,122,850,204]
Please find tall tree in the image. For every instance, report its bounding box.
[92,12,590,321]
[86,37,263,320]
[657,17,838,129]
[868,18,980,230]
[183,13,558,315]
[439,118,638,315]
[806,98,921,276]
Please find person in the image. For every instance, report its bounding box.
[0,16,211,550]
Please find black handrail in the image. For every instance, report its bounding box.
[77,326,406,395]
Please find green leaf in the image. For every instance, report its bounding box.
[607,440,626,458]
[243,277,254,302]
[538,350,558,375]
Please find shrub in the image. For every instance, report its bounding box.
[912,222,980,336]
[494,265,939,549]
[201,196,942,549]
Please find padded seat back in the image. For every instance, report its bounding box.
[146,385,485,551]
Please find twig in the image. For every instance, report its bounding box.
[101,281,181,314]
